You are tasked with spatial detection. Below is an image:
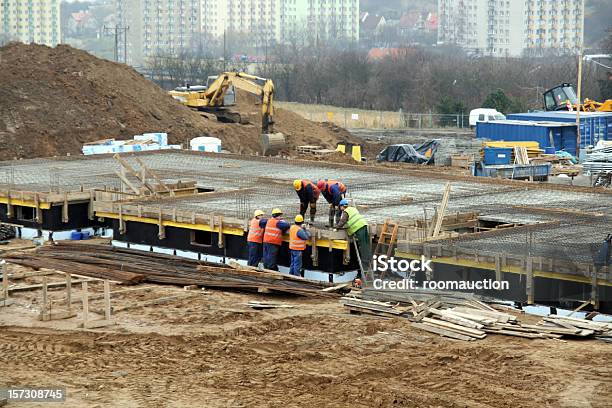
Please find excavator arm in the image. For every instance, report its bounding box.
[203,72,276,133]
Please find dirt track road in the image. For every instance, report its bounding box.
[1,283,610,408]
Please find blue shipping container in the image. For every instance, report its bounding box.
[483,147,512,165]
[507,111,612,148]
[476,120,578,156]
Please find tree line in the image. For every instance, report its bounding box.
[145,37,612,116]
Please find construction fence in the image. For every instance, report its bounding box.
[277,102,470,130]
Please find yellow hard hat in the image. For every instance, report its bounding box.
[271,208,283,215]
[293,179,302,190]
[295,214,304,223]
[254,210,264,217]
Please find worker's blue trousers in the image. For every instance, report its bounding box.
[263,243,280,271]
[247,242,262,267]
[290,250,303,276]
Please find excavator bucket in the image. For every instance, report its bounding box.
[261,133,287,156]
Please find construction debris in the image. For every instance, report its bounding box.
[342,289,612,342]
[4,243,341,298]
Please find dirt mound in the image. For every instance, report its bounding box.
[0,43,361,160]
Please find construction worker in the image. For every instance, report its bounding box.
[317,179,347,227]
[247,209,266,267]
[293,179,320,223]
[289,215,311,276]
[262,208,290,271]
[335,199,371,274]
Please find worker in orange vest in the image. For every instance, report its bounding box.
[247,209,266,267]
[317,179,347,227]
[293,179,320,223]
[289,214,311,276]
[263,208,291,271]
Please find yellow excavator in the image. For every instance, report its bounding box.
[169,72,277,134]
[543,83,612,112]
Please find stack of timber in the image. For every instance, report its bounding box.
[342,289,612,342]
[3,243,340,298]
[536,314,612,342]
[296,145,336,157]
[530,154,581,176]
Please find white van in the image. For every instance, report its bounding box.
[469,108,506,128]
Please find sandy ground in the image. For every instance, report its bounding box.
[1,265,610,408]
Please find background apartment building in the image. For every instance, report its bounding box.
[117,0,201,65]
[0,0,61,46]
[119,0,358,65]
[200,0,359,46]
[438,0,584,57]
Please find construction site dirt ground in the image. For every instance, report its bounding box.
[1,256,610,408]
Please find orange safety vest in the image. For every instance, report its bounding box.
[301,180,320,200]
[247,218,264,243]
[289,225,307,251]
[263,217,283,246]
[326,180,346,194]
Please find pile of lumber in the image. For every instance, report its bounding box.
[4,243,340,298]
[296,145,336,156]
[342,289,612,342]
[536,314,612,342]
[530,154,581,176]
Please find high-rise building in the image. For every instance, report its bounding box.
[119,0,358,66]
[200,0,359,46]
[117,0,202,66]
[0,0,61,46]
[437,0,584,57]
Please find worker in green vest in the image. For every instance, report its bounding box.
[335,199,371,274]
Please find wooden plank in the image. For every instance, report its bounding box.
[546,314,611,329]
[321,283,350,292]
[429,308,484,329]
[1,262,8,300]
[545,317,609,331]
[104,280,111,321]
[114,170,141,195]
[521,324,583,335]
[422,317,486,338]
[248,301,295,309]
[567,300,592,317]
[483,328,543,339]
[9,279,90,293]
[134,157,171,193]
[442,310,497,325]
[82,281,89,326]
[412,322,475,341]
[113,154,156,193]
[452,307,515,323]
[431,183,451,238]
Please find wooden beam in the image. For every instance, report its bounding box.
[114,170,141,195]
[1,262,8,300]
[431,183,451,238]
[113,154,156,194]
[134,157,171,193]
[9,279,90,293]
[62,191,69,223]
